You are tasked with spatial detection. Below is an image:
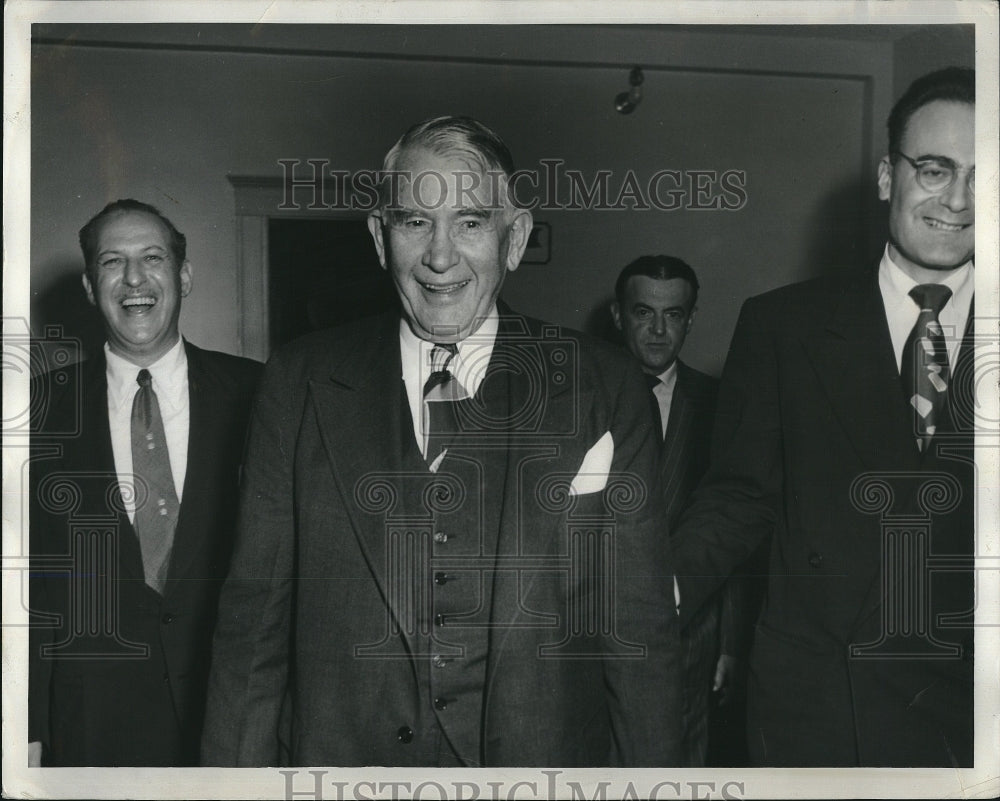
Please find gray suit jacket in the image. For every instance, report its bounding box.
[202,307,683,767]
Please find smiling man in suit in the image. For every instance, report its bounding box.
[611,255,755,766]
[202,116,682,767]
[29,199,261,765]
[673,67,976,766]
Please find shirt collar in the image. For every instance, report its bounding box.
[399,306,499,398]
[655,361,679,387]
[657,359,677,393]
[880,244,974,311]
[105,337,188,412]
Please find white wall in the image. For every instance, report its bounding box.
[31,24,968,374]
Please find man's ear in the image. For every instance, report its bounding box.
[179,261,193,297]
[81,271,96,306]
[877,156,893,202]
[610,301,623,331]
[686,306,697,334]
[367,213,388,270]
[504,209,533,273]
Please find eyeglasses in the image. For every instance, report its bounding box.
[892,151,975,196]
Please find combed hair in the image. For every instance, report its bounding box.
[79,199,187,271]
[888,67,975,155]
[614,255,700,307]
[378,116,517,211]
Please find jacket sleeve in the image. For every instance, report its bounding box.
[601,356,684,766]
[673,296,780,630]
[200,352,300,766]
[717,573,751,658]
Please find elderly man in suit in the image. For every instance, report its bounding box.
[611,255,755,766]
[673,67,976,766]
[202,115,682,767]
[29,199,261,766]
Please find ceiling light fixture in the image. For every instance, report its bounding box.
[614,66,644,114]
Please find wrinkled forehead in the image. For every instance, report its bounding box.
[389,146,509,211]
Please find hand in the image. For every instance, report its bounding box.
[712,654,743,707]
[28,741,42,767]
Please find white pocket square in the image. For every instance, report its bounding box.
[570,431,614,496]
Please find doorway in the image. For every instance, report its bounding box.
[267,218,399,350]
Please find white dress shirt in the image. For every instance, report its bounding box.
[399,307,499,459]
[105,338,190,521]
[650,361,679,438]
[878,246,974,371]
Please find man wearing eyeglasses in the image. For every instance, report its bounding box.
[672,67,975,766]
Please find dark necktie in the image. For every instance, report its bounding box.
[645,373,664,439]
[900,284,953,453]
[423,344,459,468]
[130,368,179,594]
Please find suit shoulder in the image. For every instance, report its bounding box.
[740,268,873,326]
[185,343,263,386]
[30,358,101,434]
[513,311,633,372]
[677,362,719,397]
[263,313,396,376]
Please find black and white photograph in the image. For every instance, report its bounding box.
[3,1,998,799]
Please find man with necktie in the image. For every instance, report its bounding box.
[202,116,682,767]
[611,255,756,766]
[29,199,261,765]
[673,67,976,766]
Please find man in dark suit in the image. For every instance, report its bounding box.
[673,67,976,766]
[29,199,261,766]
[202,116,682,767]
[611,255,754,766]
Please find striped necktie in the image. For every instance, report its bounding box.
[423,344,459,469]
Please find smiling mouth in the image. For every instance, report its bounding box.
[924,218,969,232]
[420,280,470,294]
[121,296,157,311]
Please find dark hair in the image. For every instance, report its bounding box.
[614,255,700,308]
[379,115,518,210]
[888,67,975,155]
[79,199,187,271]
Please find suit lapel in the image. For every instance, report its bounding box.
[165,342,223,588]
[76,357,148,589]
[801,269,920,471]
[485,310,581,678]
[847,287,975,637]
[661,375,684,461]
[660,365,694,521]
[307,316,418,644]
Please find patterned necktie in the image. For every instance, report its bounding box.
[645,373,664,439]
[900,284,953,453]
[423,344,459,469]
[130,368,179,594]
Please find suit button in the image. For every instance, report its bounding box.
[808,552,824,568]
[434,613,445,627]
[397,726,413,743]
[432,655,448,668]
[434,697,448,711]
[161,613,174,624]
[434,531,448,544]
[162,674,170,683]
[434,572,448,586]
